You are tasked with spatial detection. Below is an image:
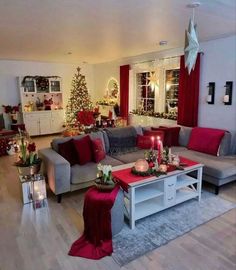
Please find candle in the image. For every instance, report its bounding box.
[223,95,229,103]
[157,137,161,165]
[207,95,212,102]
[151,136,154,149]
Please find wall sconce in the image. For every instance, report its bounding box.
[206,82,215,104]
[223,81,233,105]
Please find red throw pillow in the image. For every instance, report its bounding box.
[187,127,225,156]
[143,130,165,143]
[137,135,153,149]
[73,135,93,165]
[152,126,180,146]
[137,134,163,149]
[92,138,106,163]
[58,139,78,166]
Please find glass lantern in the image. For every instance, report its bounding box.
[32,174,47,209]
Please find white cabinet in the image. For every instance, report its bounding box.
[23,110,64,136]
[51,110,65,133]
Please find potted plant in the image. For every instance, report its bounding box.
[95,164,115,190]
[14,131,42,176]
[2,104,21,123]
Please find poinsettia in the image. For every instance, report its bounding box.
[77,111,95,126]
[2,104,21,114]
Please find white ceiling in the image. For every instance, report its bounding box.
[0,0,235,64]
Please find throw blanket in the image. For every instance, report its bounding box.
[104,126,137,154]
[68,186,120,259]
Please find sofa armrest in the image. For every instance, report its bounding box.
[38,148,71,195]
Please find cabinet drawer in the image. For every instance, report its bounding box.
[164,176,176,190]
[164,176,176,206]
[165,193,176,206]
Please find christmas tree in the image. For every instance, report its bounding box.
[65,67,93,126]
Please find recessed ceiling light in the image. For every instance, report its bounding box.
[159,41,168,46]
[186,2,201,8]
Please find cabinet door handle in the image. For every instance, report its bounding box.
[168,183,174,187]
[168,197,174,201]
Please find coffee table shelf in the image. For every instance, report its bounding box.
[135,197,165,220]
[135,183,164,203]
[176,188,198,204]
[176,174,199,189]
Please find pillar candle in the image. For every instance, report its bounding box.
[223,95,229,103]
[151,136,154,149]
[157,138,161,165]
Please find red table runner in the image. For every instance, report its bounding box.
[68,185,120,260]
[112,156,199,192]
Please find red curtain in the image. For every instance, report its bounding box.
[177,54,201,127]
[119,65,130,119]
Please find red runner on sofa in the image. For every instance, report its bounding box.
[68,186,120,259]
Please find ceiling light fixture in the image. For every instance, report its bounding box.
[184,2,201,74]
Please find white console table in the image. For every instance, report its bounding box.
[113,162,203,229]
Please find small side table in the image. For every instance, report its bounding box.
[19,174,47,209]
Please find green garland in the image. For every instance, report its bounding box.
[131,167,167,177]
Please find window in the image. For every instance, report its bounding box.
[165,69,179,114]
[136,72,155,112]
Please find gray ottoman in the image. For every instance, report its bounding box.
[111,189,124,236]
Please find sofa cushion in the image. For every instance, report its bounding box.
[137,135,153,149]
[101,130,110,153]
[73,135,93,165]
[114,149,147,164]
[91,138,106,163]
[58,139,77,166]
[71,156,124,184]
[218,131,231,156]
[51,131,106,153]
[143,130,165,143]
[188,127,225,156]
[153,126,181,146]
[175,149,236,179]
[178,126,193,147]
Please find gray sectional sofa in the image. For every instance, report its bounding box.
[39,126,236,202]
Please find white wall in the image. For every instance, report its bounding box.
[0,60,94,128]
[93,62,119,102]
[198,35,236,133]
[0,60,94,110]
[93,35,236,152]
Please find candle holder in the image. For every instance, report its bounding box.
[206,82,215,104]
[223,81,233,105]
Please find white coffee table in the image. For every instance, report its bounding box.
[113,162,203,229]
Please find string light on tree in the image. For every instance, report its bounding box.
[65,67,93,126]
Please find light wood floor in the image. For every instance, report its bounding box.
[0,135,235,270]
